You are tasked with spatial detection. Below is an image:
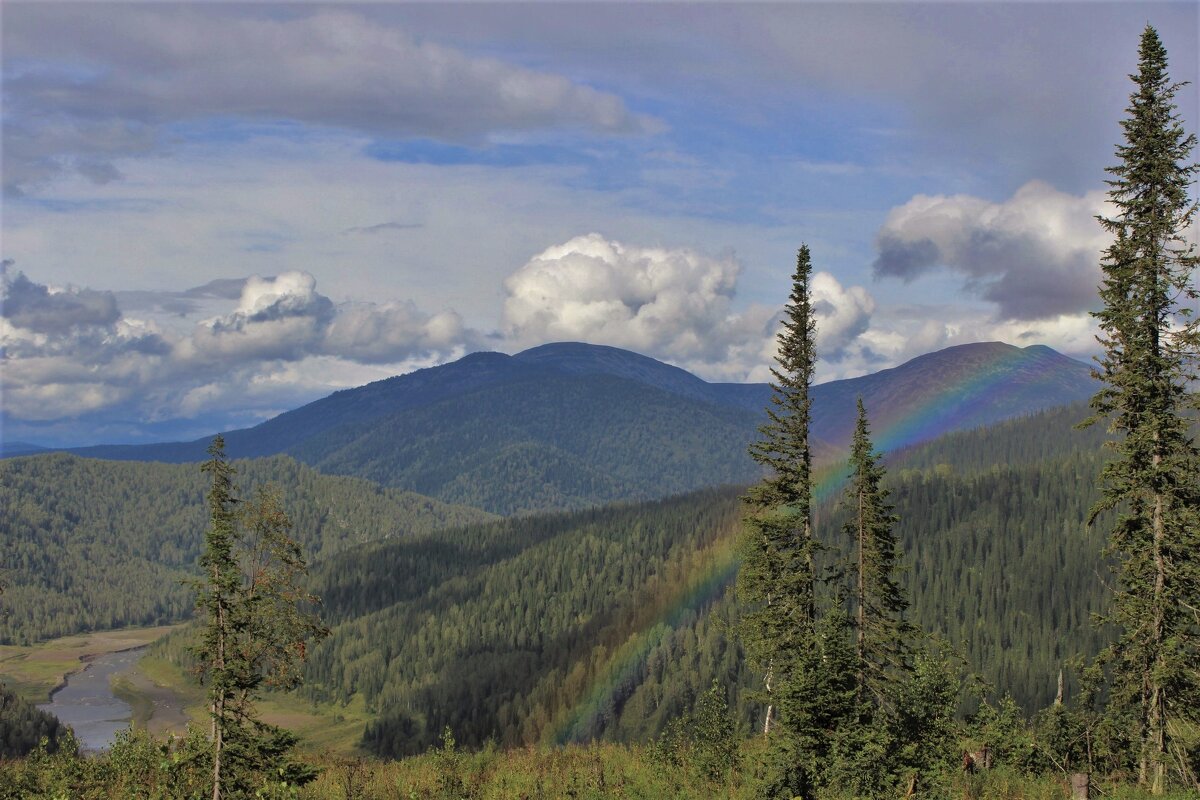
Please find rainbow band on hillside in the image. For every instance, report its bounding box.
[547,345,1080,744]
[545,530,741,746]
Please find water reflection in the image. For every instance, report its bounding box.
[38,647,144,752]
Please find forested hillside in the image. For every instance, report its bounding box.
[2,404,1115,744]
[253,436,1113,756]
[291,374,764,515]
[307,489,748,756]
[888,401,1106,475]
[0,454,493,644]
[0,685,69,758]
[887,454,1113,706]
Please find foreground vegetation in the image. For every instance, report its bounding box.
[4,729,1199,800]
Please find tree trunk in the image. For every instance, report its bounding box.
[1148,457,1166,795]
[763,666,774,736]
[212,581,225,800]
[857,487,865,701]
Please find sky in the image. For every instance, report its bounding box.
[2,2,1197,448]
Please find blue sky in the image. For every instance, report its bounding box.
[2,2,1197,447]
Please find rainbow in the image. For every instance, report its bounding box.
[544,531,741,746]
[815,345,1072,498]
[546,346,1069,742]
[871,345,1064,453]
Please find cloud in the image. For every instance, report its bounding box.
[1,115,160,196]
[502,233,877,380]
[340,222,424,236]
[735,4,1198,192]
[182,271,475,367]
[375,4,1193,192]
[183,278,253,301]
[1,264,120,333]
[323,303,468,364]
[110,278,257,322]
[1,268,475,431]
[872,181,1111,320]
[182,272,334,364]
[505,233,750,361]
[3,7,658,193]
[1,267,176,421]
[810,272,874,361]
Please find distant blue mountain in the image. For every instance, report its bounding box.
[0,441,50,458]
[24,341,1095,514]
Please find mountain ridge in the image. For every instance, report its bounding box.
[5,340,1097,514]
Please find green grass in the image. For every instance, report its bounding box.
[134,650,372,754]
[297,746,1200,800]
[299,741,752,800]
[255,692,373,754]
[134,653,206,727]
[2,724,1193,799]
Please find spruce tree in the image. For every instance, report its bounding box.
[1086,24,1200,794]
[738,245,822,797]
[195,437,327,798]
[842,397,913,708]
[197,435,240,800]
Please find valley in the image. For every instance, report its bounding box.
[1,338,1195,798]
[0,345,1118,759]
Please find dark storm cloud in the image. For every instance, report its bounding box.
[872,235,941,282]
[1,268,120,332]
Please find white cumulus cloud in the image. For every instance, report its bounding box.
[873,181,1112,320]
[1,267,475,434]
[179,271,474,368]
[503,233,878,381]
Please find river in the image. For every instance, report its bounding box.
[38,647,146,752]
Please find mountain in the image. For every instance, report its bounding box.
[810,342,1096,452]
[33,341,1096,514]
[287,374,763,515]
[0,441,50,457]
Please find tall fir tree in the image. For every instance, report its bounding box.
[1086,24,1200,794]
[738,245,823,797]
[197,435,240,800]
[195,437,328,799]
[842,397,914,709]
